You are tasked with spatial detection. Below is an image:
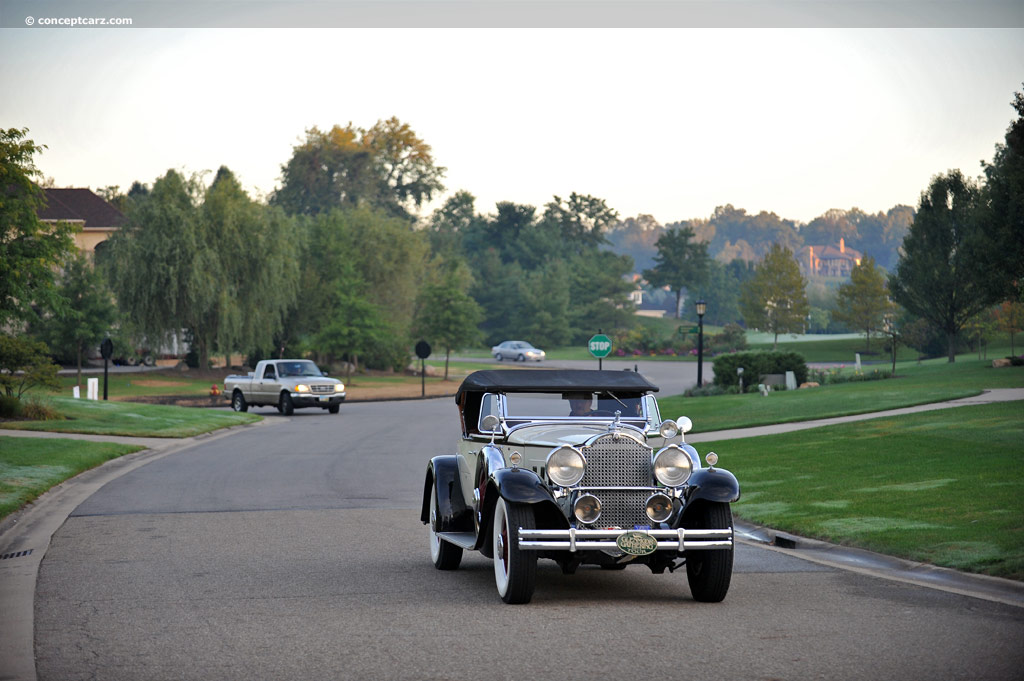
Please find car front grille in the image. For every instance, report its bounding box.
[310,385,335,394]
[580,433,653,528]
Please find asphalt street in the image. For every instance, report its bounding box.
[2,363,1023,680]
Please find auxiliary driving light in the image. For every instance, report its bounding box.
[659,419,679,439]
[645,493,673,522]
[574,494,602,524]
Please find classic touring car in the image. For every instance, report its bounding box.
[421,370,740,604]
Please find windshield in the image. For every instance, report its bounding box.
[503,392,645,420]
[277,361,323,378]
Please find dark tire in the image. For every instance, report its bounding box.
[495,353,503,362]
[279,392,294,416]
[428,484,463,570]
[517,354,525,362]
[327,404,340,414]
[231,391,248,412]
[493,497,537,604]
[682,501,734,602]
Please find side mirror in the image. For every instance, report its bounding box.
[676,416,693,434]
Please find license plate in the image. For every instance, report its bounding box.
[319,396,329,402]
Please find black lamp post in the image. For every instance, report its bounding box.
[695,300,706,387]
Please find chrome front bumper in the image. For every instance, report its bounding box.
[517,527,733,552]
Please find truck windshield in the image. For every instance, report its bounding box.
[277,361,323,377]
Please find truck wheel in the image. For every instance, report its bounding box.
[231,391,248,412]
[429,484,462,570]
[328,404,340,414]
[682,500,734,602]
[493,497,536,604]
[279,392,294,416]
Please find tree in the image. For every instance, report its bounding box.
[413,260,483,380]
[643,226,710,319]
[0,128,77,324]
[994,299,1024,355]
[833,256,892,352]
[542,193,618,255]
[273,118,445,220]
[33,253,118,387]
[0,334,60,399]
[980,86,1024,302]
[103,170,208,362]
[314,263,391,377]
[890,171,995,362]
[739,244,810,349]
[426,190,480,258]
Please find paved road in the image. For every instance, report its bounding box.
[12,395,1022,681]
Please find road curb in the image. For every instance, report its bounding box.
[735,519,1024,609]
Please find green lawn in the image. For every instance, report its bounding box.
[660,357,1023,433]
[0,437,144,519]
[55,371,218,398]
[699,401,1024,580]
[0,397,260,438]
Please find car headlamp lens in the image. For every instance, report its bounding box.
[335,383,345,393]
[546,446,585,487]
[295,384,310,393]
[653,445,693,487]
[659,419,679,439]
[645,493,673,522]
[574,494,602,524]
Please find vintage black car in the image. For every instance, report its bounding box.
[421,370,740,604]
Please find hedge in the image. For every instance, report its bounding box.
[712,351,808,390]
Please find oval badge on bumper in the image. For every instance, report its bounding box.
[616,531,658,556]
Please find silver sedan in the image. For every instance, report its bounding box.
[491,340,546,362]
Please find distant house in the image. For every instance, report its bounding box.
[37,188,125,258]
[799,238,862,278]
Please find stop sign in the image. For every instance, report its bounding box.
[588,334,612,358]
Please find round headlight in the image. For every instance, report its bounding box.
[645,493,673,522]
[653,445,693,487]
[659,419,679,439]
[335,383,345,393]
[546,446,585,487]
[574,494,602,524]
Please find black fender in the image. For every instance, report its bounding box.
[684,467,741,506]
[477,468,566,556]
[421,456,474,533]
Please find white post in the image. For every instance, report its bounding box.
[87,377,99,400]
[72,385,80,399]
[855,353,862,372]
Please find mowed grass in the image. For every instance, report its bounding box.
[54,371,219,398]
[660,357,1023,433]
[0,397,260,438]
[0,437,143,519]
[700,401,1024,579]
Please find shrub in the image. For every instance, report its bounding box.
[712,351,808,391]
[0,395,22,418]
[20,398,63,421]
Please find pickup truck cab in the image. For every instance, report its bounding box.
[224,359,346,415]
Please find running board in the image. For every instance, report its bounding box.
[437,532,477,549]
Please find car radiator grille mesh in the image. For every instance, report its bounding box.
[581,433,653,528]
[311,385,334,394]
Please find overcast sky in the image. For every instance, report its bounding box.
[2,23,1022,224]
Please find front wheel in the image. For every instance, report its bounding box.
[495,353,503,362]
[682,500,734,602]
[516,354,525,362]
[428,484,463,570]
[327,404,340,414]
[279,392,294,416]
[493,497,537,604]
[231,391,248,412]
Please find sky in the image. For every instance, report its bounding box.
[2,16,1022,225]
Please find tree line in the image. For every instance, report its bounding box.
[2,86,1022,397]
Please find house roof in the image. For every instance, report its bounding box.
[801,243,862,261]
[37,188,126,229]
[457,370,659,402]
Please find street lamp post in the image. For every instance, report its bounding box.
[695,300,706,387]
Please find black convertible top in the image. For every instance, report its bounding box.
[456,369,658,402]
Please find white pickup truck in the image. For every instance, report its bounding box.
[224,359,346,415]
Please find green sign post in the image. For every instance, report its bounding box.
[589,333,612,369]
